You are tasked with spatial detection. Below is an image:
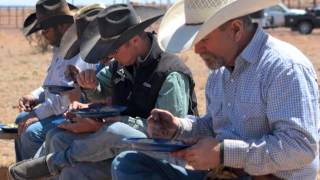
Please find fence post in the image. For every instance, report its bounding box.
[22,7,25,28]
[15,7,18,28]
[7,6,10,26]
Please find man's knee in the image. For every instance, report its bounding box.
[106,122,146,138]
[46,128,66,144]
[112,151,148,171]
[48,130,74,152]
[20,123,42,143]
[15,112,30,124]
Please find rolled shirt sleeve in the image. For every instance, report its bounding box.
[155,72,190,117]
[84,65,113,101]
[34,53,96,120]
[33,91,71,119]
[31,87,44,101]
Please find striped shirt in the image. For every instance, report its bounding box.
[178,27,319,180]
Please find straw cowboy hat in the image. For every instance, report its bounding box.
[80,4,163,64]
[22,0,78,37]
[59,3,106,59]
[158,0,279,53]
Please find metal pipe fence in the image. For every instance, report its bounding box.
[0,0,318,29]
[0,6,33,29]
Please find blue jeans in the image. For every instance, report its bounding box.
[112,151,207,180]
[39,122,146,179]
[15,111,65,161]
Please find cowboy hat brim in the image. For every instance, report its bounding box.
[58,3,107,60]
[158,0,279,53]
[58,23,80,59]
[23,3,78,37]
[23,12,41,37]
[80,14,163,64]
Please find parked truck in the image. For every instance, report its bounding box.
[261,3,320,34]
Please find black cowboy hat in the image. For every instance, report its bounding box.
[22,0,78,37]
[80,4,163,64]
[59,3,106,59]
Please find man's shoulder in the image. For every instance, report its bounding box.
[263,35,312,68]
[159,51,182,62]
[251,35,315,79]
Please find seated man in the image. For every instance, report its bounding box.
[8,4,198,180]
[111,0,319,180]
[15,0,95,161]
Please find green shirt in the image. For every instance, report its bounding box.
[85,64,190,133]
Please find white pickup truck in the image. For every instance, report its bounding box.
[263,3,306,28]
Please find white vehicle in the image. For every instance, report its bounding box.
[263,3,306,28]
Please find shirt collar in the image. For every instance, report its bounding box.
[239,25,268,64]
[134,32,162,68]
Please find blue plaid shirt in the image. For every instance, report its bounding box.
[178,27,319,179]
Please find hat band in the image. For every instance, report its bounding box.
[185,22,203,26]
[100,34,120,41]
[40,15,74,29]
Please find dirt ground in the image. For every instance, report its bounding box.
[0,27,319,179]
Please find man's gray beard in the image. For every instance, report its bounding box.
[200,53,225,70]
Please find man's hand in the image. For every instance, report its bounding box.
[64,101,90,119]
[65,64,80,82]
[147,109,180,139]
[171,137,221,170]
[76,69,97,89]
[58,117,103,133]
[69,101,90,110]
[18,95,38,112]
[60,84,82,102]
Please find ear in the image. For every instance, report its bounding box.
[229,19,244,42]
[131,35,140,45]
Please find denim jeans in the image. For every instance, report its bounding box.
[15,111,65,161]
[112,151,208,180]
[41,122,147,179]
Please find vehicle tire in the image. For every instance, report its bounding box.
[298,21,313,34]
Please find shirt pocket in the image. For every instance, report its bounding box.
[209,100,229,129]
[236,101,269,138]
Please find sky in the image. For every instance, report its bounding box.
[0,0,175,6]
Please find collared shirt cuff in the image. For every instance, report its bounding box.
[31,87,44,99]
[223,139,249,169]
[174,117,192,139]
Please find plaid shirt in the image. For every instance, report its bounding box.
[178,27,319,180]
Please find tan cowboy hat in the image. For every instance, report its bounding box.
[158,0,279,53]
[59,3,106,59]
[36,0,77,30]
[22,2,77,37]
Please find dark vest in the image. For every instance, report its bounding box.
[111,34,198,119]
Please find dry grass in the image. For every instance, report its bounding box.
[0,28,319,179]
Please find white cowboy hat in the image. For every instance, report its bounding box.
[158,0,279,53]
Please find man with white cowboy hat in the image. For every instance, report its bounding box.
[15,0,95,161]
[111,0,320,179]
[9,3,198,180]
